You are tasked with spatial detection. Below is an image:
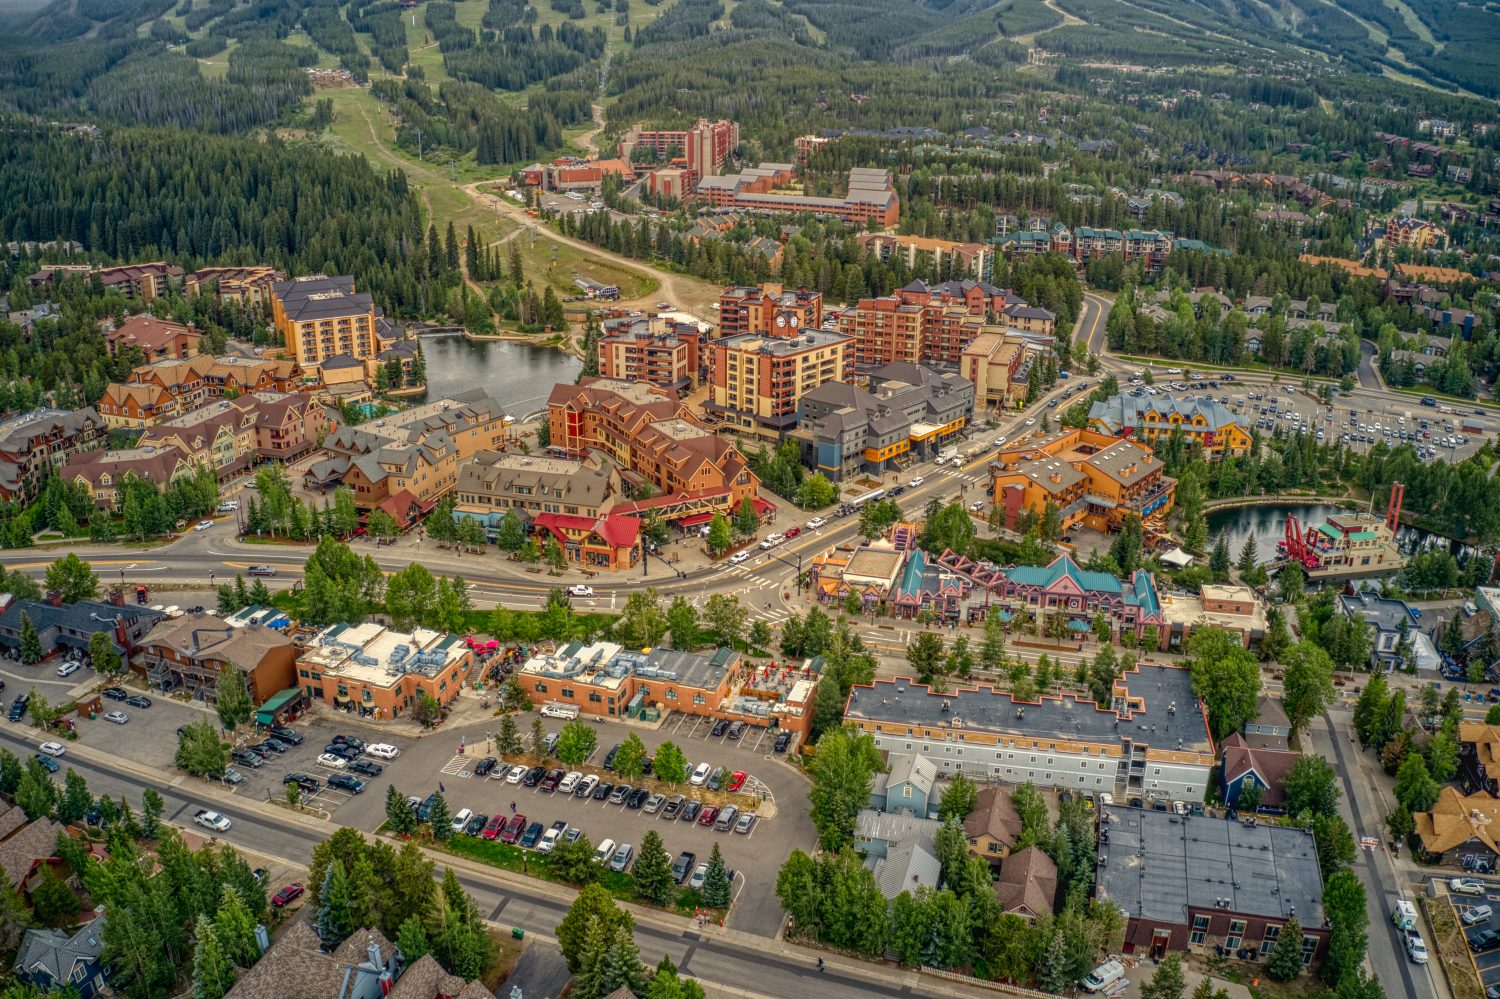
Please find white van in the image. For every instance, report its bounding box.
[593,838,617,865]
[1082,960,1125,993]
[1392,898,1417,930]
[450,808,473,833]
[541,702,580,720]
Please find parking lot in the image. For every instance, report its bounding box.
[1121,375,1494,461]
[418,714,815,936]
[219,715,413,820]
[1446,877,1500,995]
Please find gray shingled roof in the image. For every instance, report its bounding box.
[1087,392,1239,435]
[14,914,106,987]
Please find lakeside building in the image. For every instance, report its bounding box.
[297,622,473,720]
[1097,806,1327,962]
[98,354,309,430]
[596,315,706,393]
[1087,393,1252,460]
[547,379,766,526]
[271,275,390,372]
[988,428,1176,535]
[791,361,974,480]
[843,662,1214,804]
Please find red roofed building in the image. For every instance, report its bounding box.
[104,315,204,362]
[530,511,641,569]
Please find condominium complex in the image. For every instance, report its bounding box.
[547,378,762,523]
[28,261,184,302]
[184,267,284,308]
[705,328,853,438]
[855,233,992,281]
[102,314,203,362]
[305,392,506,513]
[136,613,299,705]
[961,330,1050,411]
[98,354,306,430]
[618,118,739,183]
[996,223,1213,273]
[596,315,706,393]
[792,362,974,480]
[990,428,1176,534]
[0,408,105,504]
[270,275,385,370]
[837,280,1052,369]
[844,662,1214,804]
[695,166,900,227]
[716,284,824,338]
[1088,393,1252,460]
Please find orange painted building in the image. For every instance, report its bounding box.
[298,622,473,720]
[716,283,823,337]
[838,279,1037,368]
[990,428,1176,534]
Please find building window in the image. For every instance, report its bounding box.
[1261,925,1281,955]
[1300,937,1317,965]
[1190,915,1210,946]
[561,687,574,698]
[534,683,547,693]
[666,690,678,700]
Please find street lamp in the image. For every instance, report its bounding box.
[759,548,804,594]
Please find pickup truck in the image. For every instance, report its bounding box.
[1405,929,1428,964]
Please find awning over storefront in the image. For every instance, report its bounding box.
[255,687,304,726]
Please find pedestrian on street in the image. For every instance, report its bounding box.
[510,800,516,813]
[439,782,446,793]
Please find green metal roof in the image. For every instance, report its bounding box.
[1316,523,1342,539]
[255,687,303,724]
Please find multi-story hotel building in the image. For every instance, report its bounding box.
[270,276,384,369]
[597,316,705,393]
[845,662,1214,804]
[618,119,739,183]
[990,428,1176,534]
[705,328,853,438]
[716,284,824,338]
[838,280,1050,369]
[548,379,762,523]
[102,314,203,362]
[0,408,105,504]
[28,262,184,303]
[961,330,1052,411]
[185,266,284,309]
[855,233,992,281]
[99,354,307,429]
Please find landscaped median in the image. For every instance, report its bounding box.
[1424,894,1485,999]
[396,826,729,922]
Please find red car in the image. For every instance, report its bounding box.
[784,526,802,538]
[499,814,527,844]
[481,814,507,840]
[697,805,719,826]
[272,883,305,908]
[728,770,747,793]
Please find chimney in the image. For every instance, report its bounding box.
[1049,472,1061,484]
[46,590,63,608]
[367,940,383,970]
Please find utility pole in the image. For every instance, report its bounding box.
[414,127,423,162]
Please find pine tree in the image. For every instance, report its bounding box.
[18,612,42,664]
[1236,533,1259,576]
[316,860,354,949]
[397,914,431,964]
[214,668,252,735]
[632,830,675,905]
[1141,953,1186,999]
[1209,531,1231,579]
[427,792,453,841]
[1036,929,1071,993]
[497,713,523,756]
[385,784,418,836]
[213,889,260,968]
[1267,917,1306,981]
[700,842,730,908]
[192,916,237,999]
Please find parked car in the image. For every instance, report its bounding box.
[231,749,264,769]
[1468,927,1500,953]
[690,762,711,785]
[627,787,650,809]
[608,784,633,804]
[269,726,303,745]
[481,815,507,840]
[688,863,709,890]
[558,771,582,794]
[316,753,349,769]
[38,741,65,757]
[603,744,621,770]
[474,757,498,777]
[519,822,544,848]
[540,768,565,792]
[218,768,244,786]
[593,839,617,865]
[505,764,528,784]
[103,710,129,725]
[56,661,80,678]
[1464,905,1494,926]
[522,766,546,786]
[608,843,634,872]
[662,795,685,819]
[450,808,474,833]
[283,773,321,793]
[365,743,400,759]
[680,800,702,823]
[575,775,599,798]
[706,767,725,791]
[592,781,614,800]
[7,694,28,722]
[1453,879,1487,896]
[710,719,729,738]
[774,732,792,753]
[32,754,59,773]
[727,770,747,793]
[697,805,719,826]
[328,774,366,794]
[347,759,384,777]
[727,721,746,740]
[499,815,527,845]
[464,814,488,836]
[272,883,305,908]
[643,793,666,814]
[125,694,152,709]
[734,812,756,834]
[101,687,129,701]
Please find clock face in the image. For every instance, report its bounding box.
[775,315,787,328]
[790,314,800,328]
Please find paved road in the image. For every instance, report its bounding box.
[0,725,992,999]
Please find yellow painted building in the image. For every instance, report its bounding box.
[990,427,1176,534]
[1087,393,1251,459]
[270,276,382,368]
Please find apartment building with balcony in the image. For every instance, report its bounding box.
[28,262,183,302]
[844,662,1214,805]
[695,166,899,227]
[597,315,705,392]
[62,445,197,510]
[990,428,1175,534]
[100,355,308,430]
[856,233,992,281]
[995,224,1205,274]
[792,362,975,480]
[306,392,505,512]
[716,284,824,338]
[618,118,739,183]
[297,622,472,720]
[838,280,1049,369]
[95,382,182,430]
[705,328,853,438]
[961,331,1050,411]
[547,379,762,524]
[0,408,105,504]
[184,266,284,308]
[102,314,203,362]
[139,392,320,481]
[1088,393,1252,460]
[271,275,386,370]
[135,613,298,704]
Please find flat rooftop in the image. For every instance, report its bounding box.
[846,663,1211,756]
[301,622,466,688]
[521,640,738,694]
[1096,806,1325,926]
